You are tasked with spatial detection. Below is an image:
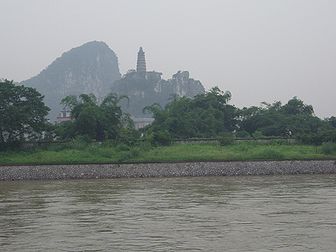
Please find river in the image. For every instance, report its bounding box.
[0,174,336,251]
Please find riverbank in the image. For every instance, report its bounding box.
[1,142,336,165]
[1,142,336,181]
[1,160,336,181]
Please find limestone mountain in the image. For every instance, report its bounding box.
[23,44,205,121]
[22,41,121,120]
[112,47,204,118]
[112,70,205,117]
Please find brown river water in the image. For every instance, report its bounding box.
[0,174,336,251]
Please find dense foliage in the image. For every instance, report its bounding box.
[56,93,137,142]
[2,78,336,151]
[144,87,237,139]
[1,142,336,165]
[239,98,316,136]
[238,98,336,144]
[0,80,50,149]
[145,87,336,145]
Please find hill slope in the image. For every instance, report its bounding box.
[112,70,205,117]
[22,41,121,120]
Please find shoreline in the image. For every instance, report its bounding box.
[1,160,336,181]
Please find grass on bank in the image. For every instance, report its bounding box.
[0,141,336,165]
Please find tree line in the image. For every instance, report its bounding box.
[1,79,335,150]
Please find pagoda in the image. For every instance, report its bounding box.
[136,47,146,74]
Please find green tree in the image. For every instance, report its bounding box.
[145,87,238,138]
[326,116,336,128]
[59,93,130,141]
[238,97,322,138]
[281,97,314,116]
[0,80,50,149]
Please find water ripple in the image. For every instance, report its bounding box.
[1,174,336,251]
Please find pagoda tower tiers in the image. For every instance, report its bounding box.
[136,47,146,74]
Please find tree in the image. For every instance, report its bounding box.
[0,80,50,149]
[238,97,322,138]
[281,97,314,116]
[59,93,130,141]
[326,116,336,128]
[145,87,238,138]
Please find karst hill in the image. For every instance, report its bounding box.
[22,42,205,120]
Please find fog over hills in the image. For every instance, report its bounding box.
[22,41,121,120]
[22,41,205,120]
[114,70,205,117]
[2,1,336,117]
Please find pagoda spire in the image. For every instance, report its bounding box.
[136,47,146,74]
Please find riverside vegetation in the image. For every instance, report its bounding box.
[1,79,336,165]
[1,140,336,165]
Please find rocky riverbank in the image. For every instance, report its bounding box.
[1,160,336,181]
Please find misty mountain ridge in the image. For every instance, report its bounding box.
[113,70,205,117]
[22,41,205,120]
[22,41,121,120]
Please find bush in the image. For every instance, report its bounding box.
[137,140,153,151]
[116,143,130,151]
[54,121,76,140]
[118,128,140,146]
[46,143,68,152]
[321,142,336,155]
[101,140,117,148]
[297,130,336,145]
[96,148,114,158]
[151,130,172,146]
[321,130,336,143]
[0,141,22,152]
[235,130,250,138]
[269,139,289,145]
[118,148,140,162]
[68,135,91,150]
[234,143,249,152]
[219,133,235,146]
[258,148,285,160]
[297,133,323,146]
[252,131,264,139]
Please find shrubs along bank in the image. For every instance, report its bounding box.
[1,79,336,156]
[1,141,336,166]
[144,87,336,145]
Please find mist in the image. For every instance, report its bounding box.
[1,0,335,117]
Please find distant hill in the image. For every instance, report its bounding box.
[22,42,205,121]
[112,70,205,117]
[22,41,121,120]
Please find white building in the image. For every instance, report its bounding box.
[132,117,154,130]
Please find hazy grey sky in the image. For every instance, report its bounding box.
[1,0,335,117]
